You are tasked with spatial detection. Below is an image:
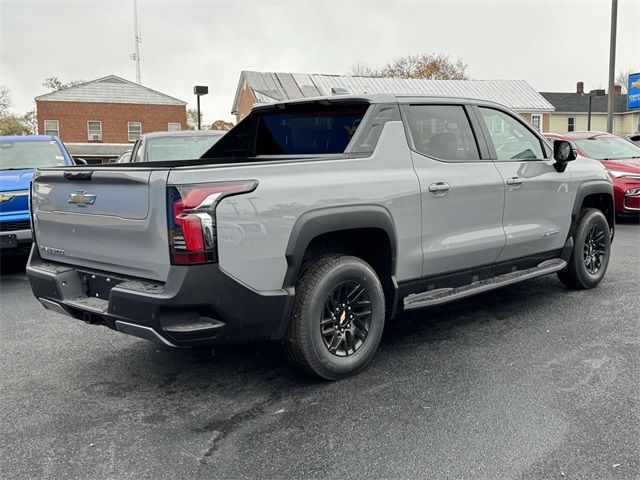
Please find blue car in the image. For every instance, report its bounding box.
[1,135,75,255]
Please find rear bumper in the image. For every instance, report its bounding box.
[26,246,294,347]
[0,228,32,254]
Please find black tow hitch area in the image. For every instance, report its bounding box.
[79,272,125,300]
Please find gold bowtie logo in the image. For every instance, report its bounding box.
[0,193,15,204]
[67,191,97,207]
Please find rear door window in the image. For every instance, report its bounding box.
[405,105,480,161]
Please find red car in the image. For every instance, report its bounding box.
[545,132,640,216]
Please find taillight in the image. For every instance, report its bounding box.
[167,181,257,265]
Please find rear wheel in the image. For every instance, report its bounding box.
[283,255,385,380]
[558,208,611,289]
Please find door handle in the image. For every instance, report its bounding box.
[428,182,451,194]
[506,177,524,186]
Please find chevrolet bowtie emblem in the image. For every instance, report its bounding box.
[0,193,15,204]
[67,191,97,207]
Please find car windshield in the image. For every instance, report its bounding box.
[146,134,224,162]
[0,140,67,169]
[574,136,640,160]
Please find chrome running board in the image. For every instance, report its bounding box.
[403,259,567,311]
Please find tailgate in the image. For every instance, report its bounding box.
[32,168,171,281]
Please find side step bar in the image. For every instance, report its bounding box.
[403,259,567,311]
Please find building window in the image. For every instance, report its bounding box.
[44,120,59,137]
[128,122,142,142]
[530,114,542,132]
[491,116,505,134]
[567,117,575,132]
[87,121,102,141]
[168,122,181,132]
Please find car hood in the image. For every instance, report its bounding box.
[0,168,35,192]
[600,158,640,173]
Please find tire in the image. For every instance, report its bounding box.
[283,255,386,380]
[558,208,611,289]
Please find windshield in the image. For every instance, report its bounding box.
[0,140,67,169]
[146,134,224,162]
[574,136,640,160]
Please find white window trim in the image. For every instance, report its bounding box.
[168,122,181,132]
[44,119,59,137]
[128,122,142,142]
[87,120,102,141]
[531,114,543,132]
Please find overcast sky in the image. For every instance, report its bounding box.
[1,0,639,124]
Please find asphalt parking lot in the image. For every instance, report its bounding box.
[1,222,638,480]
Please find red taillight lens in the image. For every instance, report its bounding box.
[167,181,257,265]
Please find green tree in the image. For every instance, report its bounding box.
[42,77,85,92]
[0,114,33,135]
[0,86,35,135]
[349,53,469,80]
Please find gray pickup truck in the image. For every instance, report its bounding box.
[27,94,614,379]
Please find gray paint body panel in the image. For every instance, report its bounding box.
[168,121,423,291]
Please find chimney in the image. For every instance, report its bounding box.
[576,81,584,94]
[613,84,622,95]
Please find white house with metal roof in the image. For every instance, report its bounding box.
[232,71,554,131]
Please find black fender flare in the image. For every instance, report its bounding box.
[282,205,398,290]
[570,180,615,238]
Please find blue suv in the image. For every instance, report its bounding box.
[1,135,75,255]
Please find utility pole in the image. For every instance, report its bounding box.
[606,0,618,133]
[132,0,142,84]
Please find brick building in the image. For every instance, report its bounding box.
[231,71,554,130]
[36,75,187,162]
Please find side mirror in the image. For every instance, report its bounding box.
[74,157,88,165]
[553,140,576,172]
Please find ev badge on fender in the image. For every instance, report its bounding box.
[67,191,97,207]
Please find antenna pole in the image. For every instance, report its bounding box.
[133,0,142,84]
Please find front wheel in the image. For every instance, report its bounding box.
[283,255,386,380]
[558,208,611,289]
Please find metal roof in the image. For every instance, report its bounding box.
[35,75,187,106]
[233,71,554,113]
[540,92,629,113]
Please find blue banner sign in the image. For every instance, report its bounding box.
[628,72,640,110]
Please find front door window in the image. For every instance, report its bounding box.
[478,108,544,160]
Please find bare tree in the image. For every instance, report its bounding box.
[348,53,469,80]
[348,61,382,77]
[0,86,11,116]
[187,108,200,130]
[42,77,85,92]
[615,69,634,93]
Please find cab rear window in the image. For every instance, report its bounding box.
[202,102,370,159]
[255,104,368,155]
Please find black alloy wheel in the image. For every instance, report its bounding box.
[320,281,372,357]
